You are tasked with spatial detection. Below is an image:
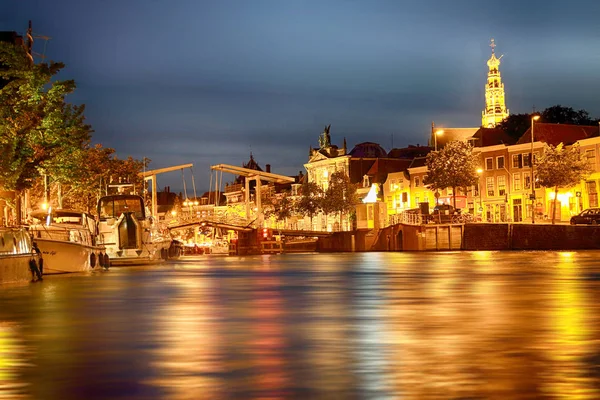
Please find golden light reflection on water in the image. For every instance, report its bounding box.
[2,252,600,399]
[379,251,600,399]
[542,254,599,399]
[0,323,29,399]
[146,277,223,399]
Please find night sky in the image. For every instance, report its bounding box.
[4,0,600,194]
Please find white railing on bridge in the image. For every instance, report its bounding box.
[169,213,252,228]
[388,211,423,226]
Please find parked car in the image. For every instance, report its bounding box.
[427,204,475,224]
[570,208,600,225]
[429,204,458,223]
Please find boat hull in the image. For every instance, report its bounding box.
[0,254,38,284]
[105,240,172,266]
[35,238,105,274]
[0,228,40,284]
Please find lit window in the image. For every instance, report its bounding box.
[512,154,523,168]
[497,156,505,170]
[586,149,596,165]
[487,177,495,196]
[524,172,531,190]
[513,173,521,191]
[498,175,506,196]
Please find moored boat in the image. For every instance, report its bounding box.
[0,227,42,284]
[28,210,108,274]
[205,239,230,255]
[97,194,172,265]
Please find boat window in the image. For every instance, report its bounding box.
[99,196,145,220]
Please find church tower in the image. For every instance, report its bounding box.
[481,39,509,127]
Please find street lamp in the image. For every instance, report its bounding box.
[531,115,541,224]
[477,168,483,220]
[434,129,444,151]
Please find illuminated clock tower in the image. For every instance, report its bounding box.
[481,39,509,127]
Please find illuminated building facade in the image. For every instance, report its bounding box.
[481,39,509,128]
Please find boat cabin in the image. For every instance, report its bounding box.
[98,195,146,220]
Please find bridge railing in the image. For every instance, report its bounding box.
[389,211,424,226]
[169,213,253,228]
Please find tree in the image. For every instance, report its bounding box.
[0,41,92,217]
[295,181,323,229]
[27,145,148,214]
[536,143,592,224]
[497,105,599,141]
[542,105,598,126]
[323,171,360,230]
[263,190,294,228]
[496,113,531,142]
[424,140,479,209]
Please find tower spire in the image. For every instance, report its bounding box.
[481,38,509,127]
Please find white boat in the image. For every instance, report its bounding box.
[207,239,230,255]
[0,227,42,284]
[97,194,172,265]
[28,210,108,275]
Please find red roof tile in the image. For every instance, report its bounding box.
[516,123,599,146]
[471,128,516,147]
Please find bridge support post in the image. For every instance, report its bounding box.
[245,178,251,222]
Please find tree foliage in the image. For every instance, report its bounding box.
[497,105,599,142]
[263,190,294,226]
[27,145,149,213]
[424,140,479,209]
[295,181,323,223]
[536,143,592,224]
[0,41,92,194]
[322,171,359,217]
[542,105,598,126]
[0,41,148,217]
[496,113,531,142]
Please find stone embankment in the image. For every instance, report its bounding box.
[318,224,600,252]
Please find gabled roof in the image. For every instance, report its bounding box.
[242,153,263,172]
[470,127,516,147]
[387,145,432,159]
[516,123,599,146]
[349,158,412,185]
[408,157,427,169]
[435,127,479,148]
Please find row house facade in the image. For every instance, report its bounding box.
[383,123,600,224]
[474,142,544,223]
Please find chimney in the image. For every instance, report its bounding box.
[266,164,271,173]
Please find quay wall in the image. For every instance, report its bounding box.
[511,225,600,250]
[318,224,600,252]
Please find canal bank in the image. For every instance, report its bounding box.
[317,223,600,252]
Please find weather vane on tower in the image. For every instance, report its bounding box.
[490,38,496,54]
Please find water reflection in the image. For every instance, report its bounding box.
[1,252,600,399]
[0,322,29,399]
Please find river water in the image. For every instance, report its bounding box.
[1,251,600,399]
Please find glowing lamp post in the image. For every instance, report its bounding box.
[434,129,444,151]
[531,115,540,224]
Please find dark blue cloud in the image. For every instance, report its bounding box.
[4,0,600,193]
